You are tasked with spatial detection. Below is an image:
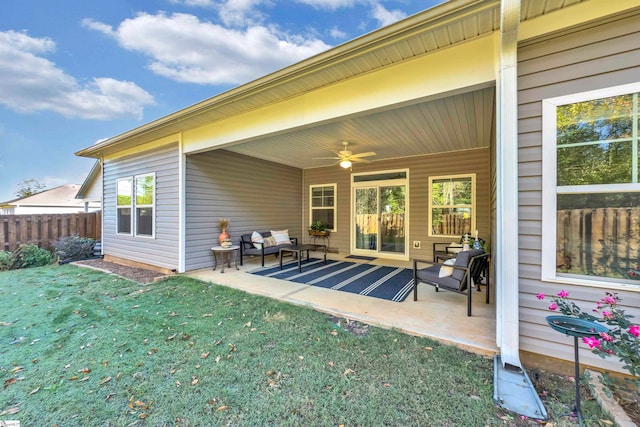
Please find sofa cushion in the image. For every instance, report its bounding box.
[438,258,456,278]
[452,249,485,282]
[270,229,290,245]
[416,265,461,290]
[251,231,264,249]
[263,236,277,247]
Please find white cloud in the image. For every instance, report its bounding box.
[84,12,331,86]
[294,0,360,10]
[329,26,347,40]
[371,3,407,27]
[0,30,155,120]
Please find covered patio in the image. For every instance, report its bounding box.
[188,251,497,357]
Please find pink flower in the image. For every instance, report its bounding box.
[557,290,569,298]
[602,311,613,320]
[629,325,640,337]
[602,296,616,305]
[583,336,601,349]
[536,293,545,300]
[548,303,558,311]
[599,333,614,342]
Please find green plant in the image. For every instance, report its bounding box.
[309,220,326,232]
[52,235,95,263]
[11,243,53,269]
[537,290,640,385]
[0,250,13,270]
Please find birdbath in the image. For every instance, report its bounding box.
[546,315,609,426]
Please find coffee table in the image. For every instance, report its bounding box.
[279,244,327,272]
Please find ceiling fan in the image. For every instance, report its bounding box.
[315,141,376,169]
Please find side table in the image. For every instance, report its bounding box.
[211,245,240,273]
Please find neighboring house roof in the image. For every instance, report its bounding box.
[76,160,102,202]
[1,184,85,209]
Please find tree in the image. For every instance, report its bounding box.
[15,178,46,198]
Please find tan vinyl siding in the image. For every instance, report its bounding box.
[303,148,491,259]
[517,11,640,372]
[102,143,180,270]
[185,150,303,271]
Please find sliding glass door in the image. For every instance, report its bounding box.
[352,171,407,259]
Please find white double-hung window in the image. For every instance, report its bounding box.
[428,174,475,237]
[542,83,640,286]
[116,174,155,237]
[310,184,336,231]
[116,178,132,234]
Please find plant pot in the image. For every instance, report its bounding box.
[219,229,230,245]
[309,230,329,237]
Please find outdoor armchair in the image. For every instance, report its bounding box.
[413,249,490,316]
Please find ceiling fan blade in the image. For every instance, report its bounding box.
[350,151,376,158]
[351,157,372,163]
[313,156,342,160]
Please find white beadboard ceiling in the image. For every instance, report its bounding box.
[223,86,496,169]
[77,0,587,163]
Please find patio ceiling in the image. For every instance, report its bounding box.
[220,85,496,169]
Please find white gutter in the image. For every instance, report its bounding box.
[495,0,521,367]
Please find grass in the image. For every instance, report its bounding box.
[0,264,614,426]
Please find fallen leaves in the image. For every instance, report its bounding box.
[100,376,112,385]
[0,405,19,416]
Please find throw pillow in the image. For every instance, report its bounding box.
[438,258,456,278]
[263,236,277,247]
[251,231,264,249]
[270,229,290,245]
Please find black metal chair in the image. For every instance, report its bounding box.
[413,249,490,316]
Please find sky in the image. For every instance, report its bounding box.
[0,0,442,202]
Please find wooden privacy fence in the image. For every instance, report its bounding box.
[557,207,640,276]
[355,213,405,236]
[0,212,102,252]
[432,213,470,236]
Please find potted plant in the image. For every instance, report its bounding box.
[309,220,330,236]
[218,218,231,246]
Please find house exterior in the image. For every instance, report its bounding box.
[0,184,100,215]
[76,161,103,212]
[76,0,640,377]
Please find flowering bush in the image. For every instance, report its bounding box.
[537,290,640,383]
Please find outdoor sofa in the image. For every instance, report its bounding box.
[239,230,298,266]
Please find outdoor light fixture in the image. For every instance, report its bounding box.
[340,160,352,169]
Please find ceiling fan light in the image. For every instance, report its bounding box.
[340,160,352,169]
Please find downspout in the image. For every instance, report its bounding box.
[496,0,521,368]
[178,132,186,273]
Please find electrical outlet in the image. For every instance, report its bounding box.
[413,241,420,249]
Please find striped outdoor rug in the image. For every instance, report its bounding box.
[249,258,414,302]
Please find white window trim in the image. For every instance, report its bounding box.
[427,173,476,238]
[309,183,337,232]
[541,81,640,289]
[116,177,133,236]
[134,173,156,238]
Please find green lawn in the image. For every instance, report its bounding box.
[0,264,611,426]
